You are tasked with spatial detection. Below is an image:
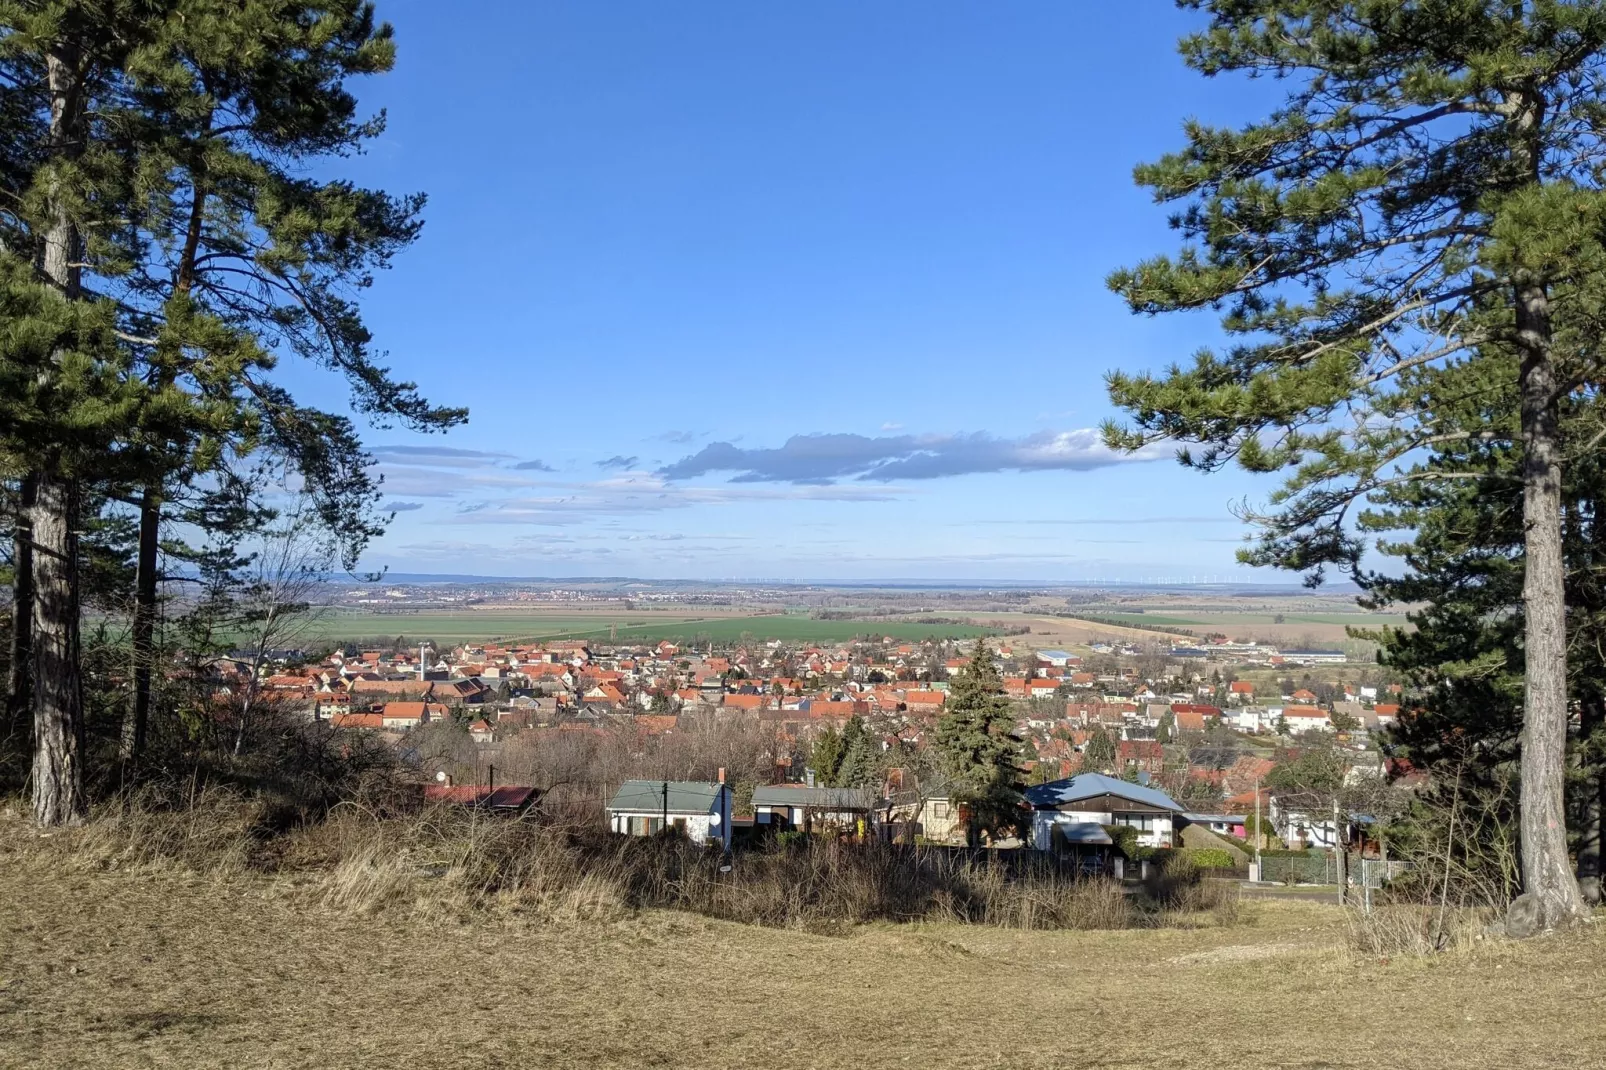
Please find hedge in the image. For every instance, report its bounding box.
[1176,847,1236,870]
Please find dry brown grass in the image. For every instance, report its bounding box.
[4,802,1605,1070]
[10,796,1227,934]
[3,820,1603,1069]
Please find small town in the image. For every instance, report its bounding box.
[206,627,1407,881]
[5,3,1606,1068]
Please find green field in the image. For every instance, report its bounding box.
[300,611,989,646]
[1078,610,1411,631]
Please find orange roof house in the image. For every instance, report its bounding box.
[331,712,385,730]
[380,701,448,729]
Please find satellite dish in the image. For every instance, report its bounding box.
[435,770,448,782]
[709,812,722,826]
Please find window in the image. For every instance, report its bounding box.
[1116,813,1157,833]
[932,801,951,819]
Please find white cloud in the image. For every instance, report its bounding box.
[659,429,1168,483]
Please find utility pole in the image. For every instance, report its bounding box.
[661,779,669,834]
[1333,796,1347,906]
[1253,777,1262,882]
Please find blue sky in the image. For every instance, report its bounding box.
[307,1,1292,581]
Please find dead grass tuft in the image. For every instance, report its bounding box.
[4,791,1246,933]
[1344,902,1502,957]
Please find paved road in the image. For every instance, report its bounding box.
[1235,881,1344,902]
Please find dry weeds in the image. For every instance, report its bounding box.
[2,814,1604,1069]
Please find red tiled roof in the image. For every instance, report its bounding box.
[423,785,537,809]
[331,712,384,729]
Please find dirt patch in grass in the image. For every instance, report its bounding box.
[2,841,1603,1069]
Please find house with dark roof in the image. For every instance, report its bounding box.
[1024,773,1189,852]
[607,779,732,848]
[751,784,877,835]
[423,783,539,814]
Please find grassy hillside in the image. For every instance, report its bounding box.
[1,838,1598,1070]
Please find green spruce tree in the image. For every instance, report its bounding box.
[1156,710,1175,745]
[935,640,1024,844]
[834,714,877,788]
[1082,727,1117,774]
[809,724,843,786]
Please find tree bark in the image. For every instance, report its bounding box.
[123,485,160,761]
[31,40,88,827]
[7,475,36,747]
[1578,697,1604,906]
[1510,278,1590,933]
[30,470,84,826]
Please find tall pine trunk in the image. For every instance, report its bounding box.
[1510,278,1589,932]
[32,41,87,827]
[29,471,82,825]
[7,475,36,747]
[126,151,207,761]
[123,487,159,760]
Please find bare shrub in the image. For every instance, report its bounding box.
[1141,853,1242,927]
[13,786,1242,933]
[1353,769,1517,955]
[293,810,1214,932]
[1345,903,1498,957]
[16,785,264,875]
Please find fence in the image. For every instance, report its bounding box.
[1257,852,1332,884]
[1255,852,1414,887]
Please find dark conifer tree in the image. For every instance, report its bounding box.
[1105,1,1606,932]
[935,640,1024,844]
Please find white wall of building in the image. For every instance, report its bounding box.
[609,793,731,849]
[1031,809,1174,851]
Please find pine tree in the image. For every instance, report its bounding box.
[1082,727,1117,773]
[105,0,465,759]
[1156,710,1175,745]
[0,2,464,817]
[1357,350,1606,904]
[834,714,877,788]
[935,640,1024,844]
[1104,2,1606,932]
[0,6,157,824]
[809,724,843,786]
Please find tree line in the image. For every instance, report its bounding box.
[0,2,460,825]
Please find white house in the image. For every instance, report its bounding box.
[1024,773,1188,851]
[1269,794,1350,850]
[1232,706,1274,733]
[1282,706,1332,735]
[1036,649,1074,668]
[606,780,732,849]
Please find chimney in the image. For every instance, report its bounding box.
[717,766,726,784]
